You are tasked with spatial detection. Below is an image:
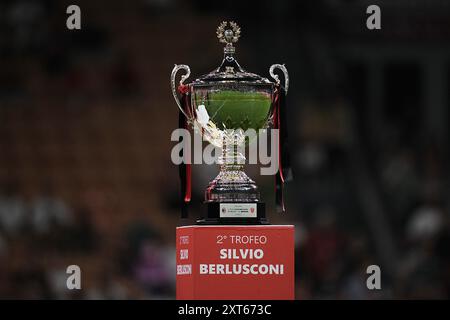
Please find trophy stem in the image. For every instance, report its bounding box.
[205,134,259,203]
[200,134,267,225]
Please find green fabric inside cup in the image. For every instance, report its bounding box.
[195,90,272,131]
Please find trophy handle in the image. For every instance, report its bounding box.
[171,64,192,120]
[269,64,289,95]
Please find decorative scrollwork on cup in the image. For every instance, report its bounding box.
[269,64,289,95]
[171,64,192,121]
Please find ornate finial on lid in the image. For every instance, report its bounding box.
[216,21,241,54]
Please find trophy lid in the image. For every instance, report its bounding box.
[192,21,272,85]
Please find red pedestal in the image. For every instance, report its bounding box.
[176,225,295,300]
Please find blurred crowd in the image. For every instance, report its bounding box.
[292,134,450,299]
[0,0,449,299]
[0,180,176,298]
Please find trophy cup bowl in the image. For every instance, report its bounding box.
[171,21,288,223]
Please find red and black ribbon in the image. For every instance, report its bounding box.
[177,84,192,218]
[273,84,292,213]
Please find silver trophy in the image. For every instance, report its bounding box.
[171,21,289,224]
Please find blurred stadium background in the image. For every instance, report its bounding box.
[0,0,449,299]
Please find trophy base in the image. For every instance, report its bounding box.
[197,202,268,225]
